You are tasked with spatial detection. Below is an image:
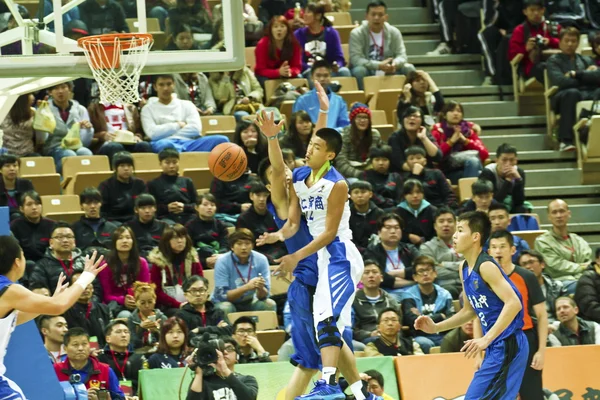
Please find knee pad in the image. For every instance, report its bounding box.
[316,317,342,349]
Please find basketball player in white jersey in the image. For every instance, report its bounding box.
[0,236,105,399]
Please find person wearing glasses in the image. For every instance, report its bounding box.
[231,316,272,364]
[399,256,455,354]
[364,307,423,356]
[176,275,232,346]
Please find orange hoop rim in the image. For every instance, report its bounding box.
[77,33,154,50]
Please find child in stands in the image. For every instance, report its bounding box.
[360,145,403,210]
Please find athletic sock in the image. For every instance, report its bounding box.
[349,380,367,400]
[322,367,337,385]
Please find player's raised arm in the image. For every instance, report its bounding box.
[257,109,288,215]
[313,81,329,134]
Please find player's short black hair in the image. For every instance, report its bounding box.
[315,128,343,158]
[257,158,272,185]
[19,190,41,207]
[457,211,491,246]
[79,187,102,205]
[135,193,157,208]
[472,179,494,196]
[233,316,257,333]
[112,151,135,170]
[153,74,175,84]
[366,0,387,12]
[369,144,392,160]
[159,148,180,161]
[496,143,518,158]
[311,59,332,75]
[433,206,455,223]
[0,236,23,275]
[488,203,509,215]
[377,307,401,324]
[404,146,426,157]
[104,319,129,336]
[182,275,209,292]
[489,229,514,247]
[249,181,269,195]
[0,154,19,169]
[64,327,90,346]
[402,179,424,196]
[349,180,373,192]
[364,369,385,388]
[377,213,404,231]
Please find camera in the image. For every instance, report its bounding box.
[329,80,342,93]
[194,333,225,376]
[535,34,546,48]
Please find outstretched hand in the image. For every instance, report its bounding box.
[414,315,437,334]
[256,231,284,247]
[53,273,69,297]
[314,81,329,112]
[257,109,285,139]
[84,251,106,276]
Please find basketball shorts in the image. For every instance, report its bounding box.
[0,376,25,400]
[466,330,528,400]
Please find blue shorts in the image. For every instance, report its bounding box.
[466,330,528,400]
[0,376,25,399]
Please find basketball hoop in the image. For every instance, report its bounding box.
[78,33,154,104]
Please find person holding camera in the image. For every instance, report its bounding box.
[508,0,561,83]
[187,337,258,400]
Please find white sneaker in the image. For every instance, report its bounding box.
[559,142,576,152]
[426,42,452,56]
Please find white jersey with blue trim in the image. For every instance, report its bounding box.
[292,166,353,241]
[0,276,18,377]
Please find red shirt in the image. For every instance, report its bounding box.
[254,36,302,79]
[508,21,561,76]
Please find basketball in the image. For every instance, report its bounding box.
[208,143,248,182]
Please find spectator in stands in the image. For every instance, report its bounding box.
[396,70,445,127]
[98,320,147,395]
[535,199,592,293]
[54,327,125,399]
[365,307,423,356]
[479,143,529,213]
[88,101,151,162]
[213,0,263,47]
[394,179,436,247]
[431,101,488,183]
[148,224,203,312]
[98,152,147,224]
[168,0,212,34]
[441,319,474,353]
[174,73,216,116]
[353,260,399,344]
[232,316,272,363]
[0,93,41,156]
[186,193,229,269]
[78,0,129,35]
[349,181,385,252]
[233,120,268,174]
[148,317,191,368]
[363,213,420,298]
[426,0,467,56]
[0,155,32,221]
[165,24,202,51]
[213,228,276,314]
[43,0,81,32]
[550,296,600,346]
[335,103,382,179]
[63,271,112,348]
[39,315,68,364]
[254,16,302,86]
[30,283,51,296]
[401,256,454,353]
[280,110,313,159]
[10,191,55,284]
[294,2,350,83]
[402,146,456,209]
[419,208,462,298]
[210,172,256,216]
[148,148,198,225]
[363,369,394,400]
[508,0,560,83]
[292,59,350,129]
[31,222,88,296]
[177,276,231,343]
[98,226,150,318]
[484,204,530,264]
[574,248,600,324]
[349,0,415,90]
[236,182,287,263]
[547,27,600,151]
[388,106,442,173]
[258,0,306,27]
[141,74,229,153]
[519,249,566,327]
[72,187,118,256]
[126,194,168,257]
[40,81,94,174]
[205,16,226,51]
[360,145,403,210]
[208,67,265,121]
[459,179,497,214]
[128,281,167,350]
[591,34,600,67]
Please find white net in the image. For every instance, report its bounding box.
[78,34,154,104]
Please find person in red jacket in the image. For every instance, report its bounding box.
[254,16,302,87]
[431,100,489,184]
[508,0,561,83]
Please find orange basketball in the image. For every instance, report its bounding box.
[208,143,248,182]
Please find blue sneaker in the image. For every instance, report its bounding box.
[366,394,384,400]
[295,379,346,400]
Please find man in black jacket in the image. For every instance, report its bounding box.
[79,0,129,35]
[148,148,198,225]
[210,172,255,216]
[349,181,385,252]
[574,248,600,324]
[98,151,148,224]
[72,187,118,256]
[126,194,168,257]
[98,320,147,396]
[360,145,403,210]
[186,193,229,269]
[547,27,600,151]
[0,154,34,220]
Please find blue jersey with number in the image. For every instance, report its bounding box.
[463,252,524,344]
[267,202,318,287]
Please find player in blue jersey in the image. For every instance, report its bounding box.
[256,81,378,400]
[415,211,528,400]
[0,236,105,399]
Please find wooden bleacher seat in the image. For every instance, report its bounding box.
[269,265,293,295]
[22,174,61,196]
[204,269,215,295]
[126,18,161,33]
[341,43,349,64]
[19,157,56,175]
[452,299,461,312]
[245,47,256,70]
[69,171,113,196]
[226,226,235,235]
[279,100,295,125]
[374,89,402,128]
[333,77,358,91]
[371,110,395,142]
[325,12,352,25]
[575,114,600,183]
[135,170,162,182]
[512,230,546,249]
[41,194,84,223]
[180,152,210,170]
[61,155,111,195]
[430,346,441,354]
[510,54,544,116]
[182,168,213,190]
[132,153,159,171]
[200,116,236,140]
[543,68,559,144]
[227,311,278,330]
[264,78,310,106]
[458,177,478,203]
[257,330,286,355]
[339,91,366,106]
[335,25,356,44]
[364,75,406,108]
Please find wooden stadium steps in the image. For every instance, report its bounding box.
[350,7,431,25]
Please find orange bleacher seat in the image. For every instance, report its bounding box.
[180,152,210,170]
[19,157,56,176]
[257,330,286,355]
[61,156,111,195]
[182,168,213,190]
[371,110,395,142]
[22,174,61,196]
[364,75,406,106]
[335,25,356,44]
[41,194,84,223]
[245,47,256,70]
[132,153,159,171]
[134,170,162,182]
[201,116,236,140]
[458,177,478,203]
